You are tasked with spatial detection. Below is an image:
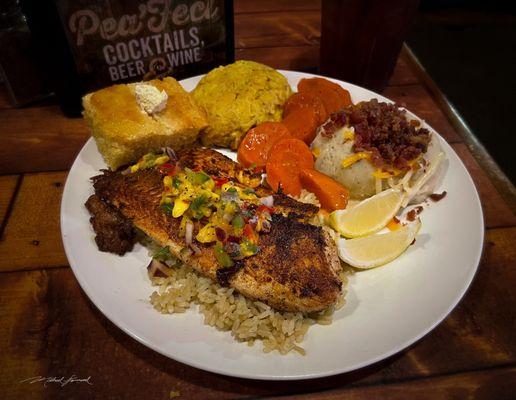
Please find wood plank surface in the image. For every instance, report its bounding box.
[272,367,516,400]
[0,227,513,399]
[452,143,516,228]
[0,83,13,109]
[388,53,420,86]
[236,45,320,72]
[0,172,67,272]
[0,107,89,174]
[0,175,20,227]
[234,0,321,14]
[235,11,320,48]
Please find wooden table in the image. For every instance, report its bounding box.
[1,2,515,399]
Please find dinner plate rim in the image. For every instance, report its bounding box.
[61,70,484,380]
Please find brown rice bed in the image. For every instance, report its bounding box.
[150,264,347,355]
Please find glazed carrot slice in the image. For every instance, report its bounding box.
[237,122,291,169]
[266,138,314,196]
[298,77,352,115]
[282,107,319,144]
[283,92,327,125]
[299,168,349,211]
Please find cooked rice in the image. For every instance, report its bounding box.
[147,189,348,355]
[150,264,347,355]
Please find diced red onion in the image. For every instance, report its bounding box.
[190,244,201,255]
[163,147,178,161]
[224,242,241,258]
[221,191,239,203]
[185,221,194,245]
[216,227,227,242]
[147,259,173,279]
[261,220,271,233]
[260,195,274,208]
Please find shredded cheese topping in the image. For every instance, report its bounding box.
[341,152,371,168]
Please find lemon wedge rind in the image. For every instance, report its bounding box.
[337,219,421,269]
[329,188,404,238]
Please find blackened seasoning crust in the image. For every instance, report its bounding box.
[216,260,244,287]
[320,99,430,170]
[85,194,135,255]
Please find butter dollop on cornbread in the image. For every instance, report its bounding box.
[134,83,168,115]
[193,60,292,150]
[83,77,207,170]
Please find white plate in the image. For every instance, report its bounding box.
[61,71,484,380]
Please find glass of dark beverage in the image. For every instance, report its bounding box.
[320,0,419,92]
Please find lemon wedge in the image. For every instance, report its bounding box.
[329,189,404,238]
[337,219,421,269]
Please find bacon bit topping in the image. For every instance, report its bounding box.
[406,210,417,221]
[430,191,447,202]
[406,206,424,221]
[318,99,430,171]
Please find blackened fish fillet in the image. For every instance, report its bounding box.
[88,148,342,312]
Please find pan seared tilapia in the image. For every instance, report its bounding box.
[86,148,342,312]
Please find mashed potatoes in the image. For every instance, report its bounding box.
[313,127,377,199]
[193,60,292,149]
[312,103,444,202]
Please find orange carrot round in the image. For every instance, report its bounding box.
[299,168,349,211]
[237,122,291,169]
[283,91,327,125]
[266,138,314,196]
[298,77,352,115]
[282,107,319,144]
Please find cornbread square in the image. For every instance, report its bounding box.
[83,77,208,170]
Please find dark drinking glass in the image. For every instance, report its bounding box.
[320,0,419,92]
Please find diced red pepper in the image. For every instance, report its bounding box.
[213,176,229,187]
[159,163,178,176]
[243,224,257,242]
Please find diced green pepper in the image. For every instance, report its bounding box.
[190,195,208,219]
[231,214,244,229]
[240,240,260,257]
[186,168,210,186]
[214,243,234,267]
[152,246,171,262]
[160,203,174,215]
